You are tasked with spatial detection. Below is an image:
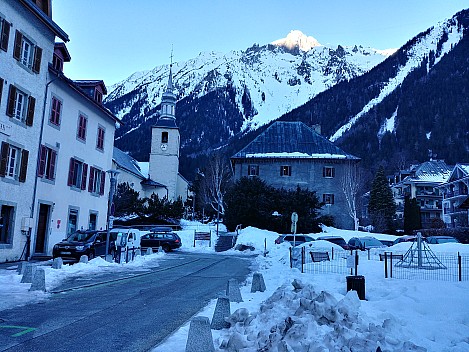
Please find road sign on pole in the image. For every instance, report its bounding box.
[291,212,298,246]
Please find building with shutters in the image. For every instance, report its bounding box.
[0,0,69,262]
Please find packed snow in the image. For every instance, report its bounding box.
[245,152,347,159]
[1,223,468,351]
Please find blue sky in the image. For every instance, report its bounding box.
[53,0,468,86]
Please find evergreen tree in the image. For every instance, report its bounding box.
[368,166,396,233]
[114,182,145,217]
[403,197,421,233]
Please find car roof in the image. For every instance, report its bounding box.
[317,236,344,240]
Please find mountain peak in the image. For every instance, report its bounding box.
[272,30,321,52]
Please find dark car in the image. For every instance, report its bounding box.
[274,234,314,246]
[316,236,349,250]
[140,230,182,253]
[426,236,459,244]
[392,235,426,245]
[348,236,385,250]
[379,239,395,247]
[53,230,117,262]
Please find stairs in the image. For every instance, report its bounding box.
[215,233,237,252]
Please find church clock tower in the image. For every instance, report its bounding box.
[148,64,180,200]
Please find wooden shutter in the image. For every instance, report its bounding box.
[0,142,8,177]
[49,150,56,180]
[67,158,74,186]
[38,145,46,177]
[13,30,22,61]
[0,20,10,52]
[26,96,35,126]
[19,149,29,183]
[81,163,88,190]
[6,85,16,117]
[88,166,95,192]
[32,46,42,73]
[0,78,3,105]
[100,171,106,196]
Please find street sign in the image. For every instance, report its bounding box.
[291,212,298,236]
[291,212,298,223]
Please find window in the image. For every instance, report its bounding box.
[0,78,3,105]
[248,164,259,176]
[52,53,63,71]
[38,145,57,180]
[96,126,105,150]
[280,165,291,177]
[323,194,335,205]
[0,205,14,244]
[77,114,87,141]
[49,97,62,126]
[323,166,335,178]
[67,158,87,189]
[0,17,10,52]
[88,167,105,195]
[13,30,42,73]
[89,213,97,230]
[0,142,28,182]
[67,209,78,235]
[6,85,35,125]
[94,89,103,103]
[161,131,168,143]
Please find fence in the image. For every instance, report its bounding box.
[291,247,351,275]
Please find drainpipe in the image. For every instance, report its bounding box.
[27,70,61,260]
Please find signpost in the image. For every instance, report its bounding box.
[291,212,298,247]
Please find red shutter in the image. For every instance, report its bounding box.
[0,78,3,105]
[81,163,88,190]
[49,150,56,180]
[13,30,22,61]
[26,96,35,126]
[0,20,10,52]
[19,149,29,183]
[38,145,46,177]
[0,142,8,177]
[100,171,106,195]
[67,158,74,186]
[88,166,95,192]
[6,85,16,117]
[32,46,42,73]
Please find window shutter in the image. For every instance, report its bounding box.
[0,142,8,177]
[322,167,325,177]
[332,168,335,178]
[6,85,16,117]
[67,158,74,186]
[49,150,56,180]
[26,96,35,126]
[19,149,29,183]
[13,30,22,61]
[0,78,3,105]
[38,145,46,177]
[81,163,88,190]
[88,166,95,192]
[100,171,106,195]
[0,20,10,52]
[32,46,42,73]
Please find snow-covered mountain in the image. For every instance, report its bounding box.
[105,30,393,163]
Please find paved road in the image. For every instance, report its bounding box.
[0,252,253,352]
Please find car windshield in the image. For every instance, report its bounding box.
[328,238,346,246]
[436,238,458,244]
[67,231,95,242]
[362,238,383,247]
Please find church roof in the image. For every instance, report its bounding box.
[113,147,145,179]
[232,121,359,160]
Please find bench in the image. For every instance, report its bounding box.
[310,251,330,262]
[379,253,404,261]
[193,231,212,247]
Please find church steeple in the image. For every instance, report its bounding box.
[157,49,177,125]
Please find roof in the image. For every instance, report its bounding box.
[54,42,71,62]
[153,118,178,129]
[140,178,166,188]
[113,147,145,179]
[73,80,108,95]
[401,160,451,184]
[20,0,69,41]
[232,121,359,160]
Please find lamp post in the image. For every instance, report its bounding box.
[105,169,120,261]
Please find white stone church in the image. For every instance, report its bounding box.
[113,66,189,202]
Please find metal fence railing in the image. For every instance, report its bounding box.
[291,247,350,275]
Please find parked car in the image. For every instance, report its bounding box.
[53,230,117,262]
[393,235,426,245]
[140,229,182,253]
[348,236,385,250]
[316,236,349,250]
[274,234,314,246]
[379,239,395,247]
[426,236,460,244]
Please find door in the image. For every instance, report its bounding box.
[35,204,50,254]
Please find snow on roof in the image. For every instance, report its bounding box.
[245,152,347,159]
[113,147,144,179]
[137,162,149,178]
[402,161,451,184]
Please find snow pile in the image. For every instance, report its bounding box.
[216,280,425,352]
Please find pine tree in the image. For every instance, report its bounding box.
[404,197,421,233]
[114,182,145,217]
[368,166,396,233]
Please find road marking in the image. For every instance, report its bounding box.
[0,325,37,337]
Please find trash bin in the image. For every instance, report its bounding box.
[346,275,365,300]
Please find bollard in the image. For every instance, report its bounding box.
[226,278,243,303]
[21,264,36,283]
[185,316,215,352]
[52,257,63,269]
[158,246,164,253]
[17,261,26,275]
[146,248,153,256]
[250,272,266,293]
[29,268,46,292]
[79,255,89,263]
[135,249,142,257]
[211,295,231,330]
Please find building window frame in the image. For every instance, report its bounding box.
[94,89,103,103]
[13,30,42,73]
[6,84,35,126]
[0,142,28,182]
[323,193,335,205]
[49,96,62,127]
[280,165,291,177]
[0,17,11,53]
[67,157,87,190]
[323,166,335,178]
[88,166,105,196]
[96,126,105,151]
[67,207,79,235]
[161,131,168,144]
[77,114,87,141]
[38,145,57,181]
[0,203,15,244]
[52,53,63,71]
[248,164,259,176]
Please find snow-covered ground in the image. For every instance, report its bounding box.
[1,222,469,351]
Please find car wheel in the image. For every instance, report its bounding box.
[162,244,171,253]
[88,251,95,260]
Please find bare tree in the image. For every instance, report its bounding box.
[200,152,232,217]
[341,161,361,231]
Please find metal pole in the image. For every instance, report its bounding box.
[417,231,422,268]
[105,170,119,261]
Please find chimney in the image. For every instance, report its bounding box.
[312,124,321,135]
